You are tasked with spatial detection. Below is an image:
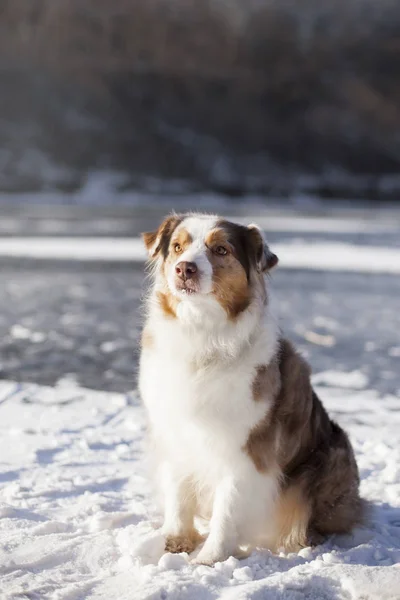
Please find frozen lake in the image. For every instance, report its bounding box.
[0,203,399,396]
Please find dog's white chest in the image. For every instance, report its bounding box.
[140,345,267,457]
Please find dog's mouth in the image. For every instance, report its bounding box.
[175,282,199,295]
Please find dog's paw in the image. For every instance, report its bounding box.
[192,546,232,566]
[165,535,195,554]
[164,530,203,554]
[191,552,220,566]
[192,542,248,566]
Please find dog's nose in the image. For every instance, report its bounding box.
[175,261,198,280]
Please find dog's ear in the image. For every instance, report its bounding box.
[142,215,183,259]
[247,224,278,272]
[142,230,159,257]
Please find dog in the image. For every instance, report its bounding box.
[139,213,363,565]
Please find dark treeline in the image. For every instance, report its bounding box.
[0,0,399,196]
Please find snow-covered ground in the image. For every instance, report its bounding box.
[0,376,399,600]
[0,203,399,598]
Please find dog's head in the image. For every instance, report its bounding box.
[143,214,278,320]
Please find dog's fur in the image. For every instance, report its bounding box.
[139,213,363,565]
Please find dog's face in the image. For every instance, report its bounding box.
[143,214,278,319]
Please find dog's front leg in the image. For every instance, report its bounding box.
[194,474,241,565]
[161,464,201,554]
[194,465,279,565]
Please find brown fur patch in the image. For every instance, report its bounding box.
[212,222,252,278]
[274,484,310,552]
[165,530,203,554]
[245,338,363,546]
[244,359,280,471]
[244,417,276,473]
[205,228,232,250]
[142,230,158,252]
[252,361,281,402]
[306,421,364,536]
[142,215,183,259]
[214,220,278,276]
[172,228,193,252]
[212,258,250,319]
[247,225,278,272]
[157,291,179,319]
[206,227,251,319]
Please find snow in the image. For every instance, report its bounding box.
[1,376,399,599]
[0,202,399,597]
[0,237,146,262]
[273,242,400,274]
[1,237,400,274]
[312,370,369,390]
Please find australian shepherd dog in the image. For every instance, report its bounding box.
[139,213,363,565]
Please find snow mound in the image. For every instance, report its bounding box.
[0,379,399,599]
[312,370,369,390]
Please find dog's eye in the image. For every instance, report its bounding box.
[174,243,182,253]
[215,246,227,256]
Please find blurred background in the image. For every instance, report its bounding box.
[0,0,400,199]
[0,0,399,398]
